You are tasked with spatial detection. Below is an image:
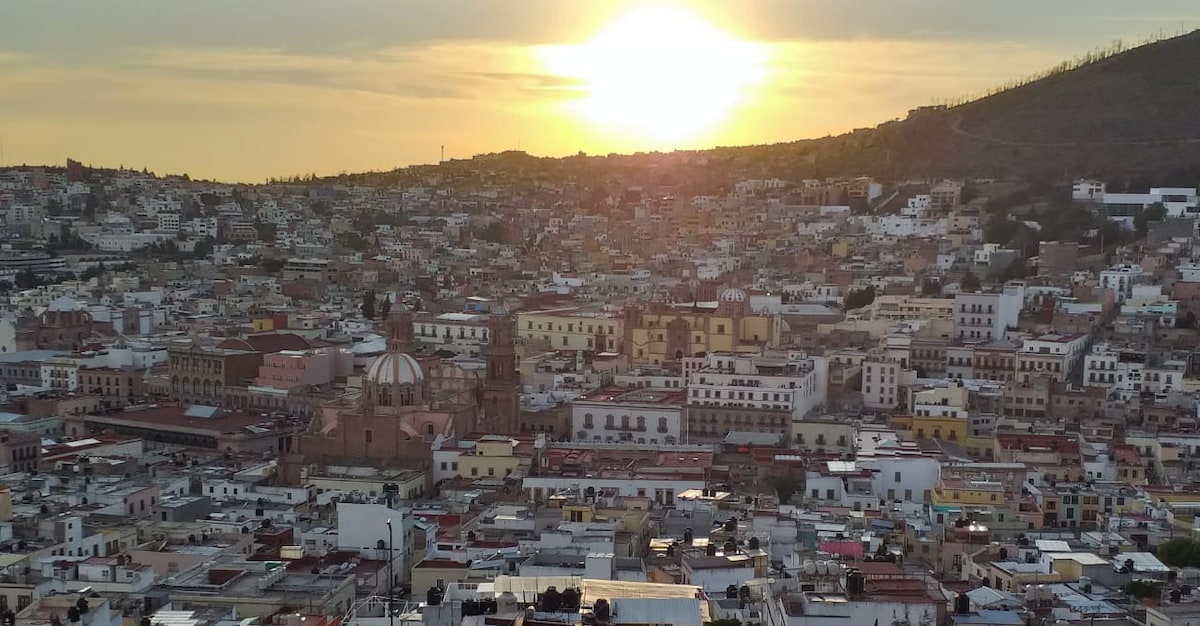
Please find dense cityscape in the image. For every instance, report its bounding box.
[0,150,1198,626]
[5,3,1200,623]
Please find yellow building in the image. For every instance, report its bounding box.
[872,295,956,322]
[410,557,473,593]
[458,436,523,480]
[517,307,623,353]
[910,415,968,444]
[932,478,1005,508]
[626,288,780,366]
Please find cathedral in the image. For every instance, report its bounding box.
[282,304,519,484]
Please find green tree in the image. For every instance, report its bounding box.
[474,221,509,244]
[81,262,106,281]
[1155,536,1200,567]
[844,286,877,311]
[339,231,369,252]
[1123,580,1161,601]
[920,277,941,296]
[260,258,284,274]
[764,474,805,505]
[1000,258,1028,282]
[1134,201,1168,238]
[380,295,392,319]
[961,271,982,293]
[193,237,215,260]
[362,290,377,320]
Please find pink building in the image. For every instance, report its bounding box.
[253,348,353,389]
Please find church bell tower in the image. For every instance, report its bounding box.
[480,312,520,434]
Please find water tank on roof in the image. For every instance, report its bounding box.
[803,559,816,575]
[816,561,829,576]
[954,593,970,615]
[542,586,562,612]
[497,591,519,615]
[594,599,611,622]
[561,587,580,610]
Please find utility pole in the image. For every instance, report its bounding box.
[386,518,395,626]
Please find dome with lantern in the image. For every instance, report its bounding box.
[362,304,426,409]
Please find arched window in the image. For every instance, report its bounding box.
[365,430,373,445]
[636,415,646,430]
[583,413,594,428]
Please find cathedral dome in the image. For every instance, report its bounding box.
[365,352,424,386]
[719,287,747,303]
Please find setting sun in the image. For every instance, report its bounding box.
[539,5,771,144]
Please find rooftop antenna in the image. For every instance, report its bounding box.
[440,145,445,163]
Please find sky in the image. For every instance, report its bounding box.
[2,1,1199,182]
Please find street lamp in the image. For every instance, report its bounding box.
[385,518,395,626]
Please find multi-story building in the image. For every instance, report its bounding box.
[77,366,148,409]
[414,312,491,356]
[624,288,781,366]
[862,355,904,411]
[156,212,181,232]
[972,342,1018,385]
[953,287,1022,342]
[570,387,685,445]
[870,296,955,322]
[457,435,524,480]
[252,347,352,390]
[1015,333,1088,383]
[1072,179,1106,201]
[282,257,336,283]
[1099,265,1141,303]
[791,418,856,454]
[685,352,826,442]
[167,342,264,405]
[518,307,623,353]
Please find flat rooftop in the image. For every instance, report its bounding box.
[579,387,687,405]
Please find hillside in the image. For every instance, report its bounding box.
[786,29,1200,181]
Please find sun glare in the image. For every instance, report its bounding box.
[540,5,770,144]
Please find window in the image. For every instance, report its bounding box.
[365,430,373,444]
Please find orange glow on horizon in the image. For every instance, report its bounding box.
[538,5,772,145]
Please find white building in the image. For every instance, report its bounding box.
[862,356,905,411]
[686,352,827,422]
[953,287,1022,342]
[157,212,181,232]
[1101,187,1198,218]
[1099,265,1141,302]
[1072,180,1106,202]
[1015,333,1088,384]
[414,312,490,356]
[336,501,413,583]
[570,387,685,445]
